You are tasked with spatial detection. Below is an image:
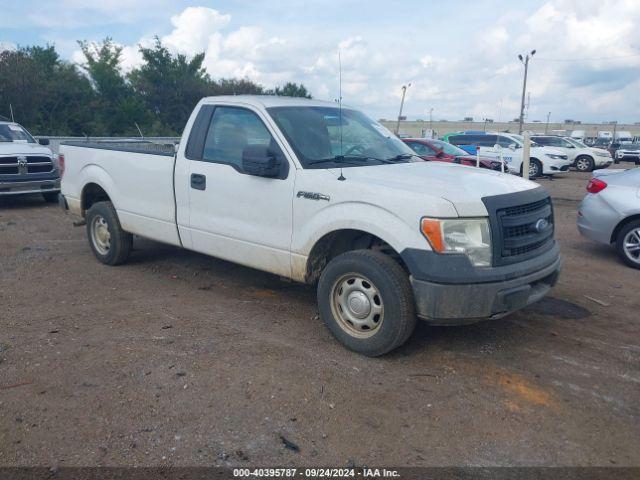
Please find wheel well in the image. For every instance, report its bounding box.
[305,229,407,284]
[611,214,640,243]
[81,183,111,215]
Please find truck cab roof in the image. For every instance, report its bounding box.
[199,95,347,110]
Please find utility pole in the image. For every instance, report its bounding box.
[517,50,536,135]
[395,83,411,136]
[545,111,551,134]
[429,107,433,135]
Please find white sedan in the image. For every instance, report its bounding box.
[578,167,640,268]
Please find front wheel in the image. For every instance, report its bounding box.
[85,201,132,265]
[575,156,594,172]
[522,159,542,178]
[317,250,416,356]
[615,220,640,269]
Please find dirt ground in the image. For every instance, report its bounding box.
[1,166,639,468]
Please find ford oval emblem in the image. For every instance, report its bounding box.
[534,218,549,232]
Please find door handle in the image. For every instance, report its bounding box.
[191,173,206,190]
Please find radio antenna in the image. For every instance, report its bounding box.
[9,104,15,122]
[337,51,346,181]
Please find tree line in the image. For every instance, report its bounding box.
[0,38,312,137]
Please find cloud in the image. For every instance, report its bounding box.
[12,0,638,122]
[0,42,16,52]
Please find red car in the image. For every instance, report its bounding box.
[403,138,505,171]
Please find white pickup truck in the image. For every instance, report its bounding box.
[60,96,562,356]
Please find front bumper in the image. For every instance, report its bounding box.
[0,178,60,196]
[543,162,571,174]
[410,255,562,325]
[616,153,640,162]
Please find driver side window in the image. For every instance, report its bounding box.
[202,107,280,169]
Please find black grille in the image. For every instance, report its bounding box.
[502,198,549,216]
[497,197,553,259]
[482,188,556,266]
[0,155,53,175]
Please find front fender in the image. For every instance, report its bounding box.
[291,201,430,277]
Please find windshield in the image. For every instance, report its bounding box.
[0,124,36,143]
[266,106,416,168]
[429,139,469,156]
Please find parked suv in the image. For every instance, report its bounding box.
[0,120,59,202]
[614,143,640,164]
[531,135,612,172]
[446,132,571,178]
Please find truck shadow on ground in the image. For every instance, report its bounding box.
[0,194,51,209]
[394,295,591,358]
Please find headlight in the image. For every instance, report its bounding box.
[546,153,567,159]
[595,151,611,157]
[420,218,492,267]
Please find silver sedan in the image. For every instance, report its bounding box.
[578,167,640,269]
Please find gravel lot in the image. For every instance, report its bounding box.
[1,166,639,467]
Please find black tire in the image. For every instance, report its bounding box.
[521,158,542,178]
[615,220,640,269]
[42,192,59,203]
[575,155,594,172]
[85,201,132,266]
[317,249,416,356]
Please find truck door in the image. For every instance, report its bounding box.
[180,104,296,277]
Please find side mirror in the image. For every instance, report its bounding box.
[242,145,281,178]
[508,143,517,150]
[567,144,575,148]
[38,138,50,146]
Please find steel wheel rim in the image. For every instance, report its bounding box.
[90,215,111,255]
[529,162,539,177]
[330,273,384,338]
[623,228,640,264]
[576,158,590,171]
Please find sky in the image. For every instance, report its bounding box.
[1,0,640,123]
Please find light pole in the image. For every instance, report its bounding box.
[428,107,434,137]
[395,83,411,135]
[545,111,551,134]
[517,50,536,135]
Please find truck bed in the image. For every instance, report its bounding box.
[60,141,181,246]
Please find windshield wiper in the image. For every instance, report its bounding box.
[384,153,416,162]
[309,155,392,166]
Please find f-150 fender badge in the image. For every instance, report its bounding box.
[297,191,330,202]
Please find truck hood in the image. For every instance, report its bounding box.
[0,142,53,156]
[334,161,539,216]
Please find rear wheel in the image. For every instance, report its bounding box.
[575,156,594,172]
[85,201,132,265]
[615,220,640,269]
[317,250,416,356]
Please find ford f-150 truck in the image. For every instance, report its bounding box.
[60,96,562,356]
[0,120,60,201]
